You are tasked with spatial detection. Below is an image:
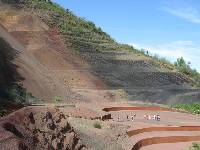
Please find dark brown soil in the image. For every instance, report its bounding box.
[0,107,86,150]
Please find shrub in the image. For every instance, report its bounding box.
[93,121,101,129]
[54,96,62,103]
[185,143,200,150]
[6,84,27,104]
[174,57,200,87]
[173,103,200,114]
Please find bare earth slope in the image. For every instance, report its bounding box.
[0,0,200,150]
[0,5,111,103]
[1,1,200,150]
[1,1,200,104]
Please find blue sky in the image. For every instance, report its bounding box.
[53,0,200,72]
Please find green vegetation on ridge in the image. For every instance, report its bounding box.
[25,0,200,85]
[173,103,200,114]
[174,57,200,87]
[2,0,200,87]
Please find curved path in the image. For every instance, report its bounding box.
[131,135,200,150]
[127,126,200,136]
[102,106,181,112]
[103,106,200,150]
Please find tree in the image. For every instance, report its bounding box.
[174,57,189,74]
[174,57,187,68]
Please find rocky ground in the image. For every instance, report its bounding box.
[0,102,200,150]
[0,107,86,150]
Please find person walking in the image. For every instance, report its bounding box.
[153,114,156,120]
[157,115,160,121]
[118,116,120,122]
[127,115,129,121]
[144,114,147,120]
[131,115,134,121]
[148,115,151,120]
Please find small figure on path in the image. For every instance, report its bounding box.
[127,115,129,121]
[148,115,151,120]
[153,114,156,120]
[118,116,120,122]
[156,115,160,121]
[131,115,134,121]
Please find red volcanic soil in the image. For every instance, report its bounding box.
[0,11,108,102]
[0,106,87,150]
[127,126,200,136]
[102,106,181,112]
[102,104,200,150]
[132,135,200,150]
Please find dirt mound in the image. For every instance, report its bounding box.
[0,107,86,150]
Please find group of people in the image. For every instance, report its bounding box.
[116,114,161,122]
[144,114,160,121]
[127,114,136,121]
[117,114,136,122]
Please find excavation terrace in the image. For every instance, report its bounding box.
[1,1,200,150]
[1,102,200,150]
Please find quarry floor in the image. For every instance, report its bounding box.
[0,102,200,150]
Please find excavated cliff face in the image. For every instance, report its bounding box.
[0,107,86,150]
[0,3,109,103]
[1,0,200,105]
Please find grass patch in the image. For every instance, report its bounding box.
[53,96,62,104]
[93,121,102,129]
[185,143,200,150]
[173,103,200,114]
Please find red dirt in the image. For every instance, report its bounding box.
[127,126,200,136]
[0,10,108,102]
[0,106,87,150]
[103,104,200,150]
[102,106,181,112]
[132,135,200,150]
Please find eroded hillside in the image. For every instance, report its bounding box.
[0,0,200,105]
[1,1,200,150]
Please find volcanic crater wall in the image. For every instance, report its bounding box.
[0,107,87,150]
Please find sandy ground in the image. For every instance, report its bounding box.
[102,104,200,150]
[140,142,199,150]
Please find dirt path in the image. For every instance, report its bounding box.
[102,105,200,150]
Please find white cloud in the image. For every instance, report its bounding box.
[174,40,193,46]
[163,7,200,24]
[130,41,200,72]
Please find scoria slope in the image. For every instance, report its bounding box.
[1,0,200,105]
[0,5,113,103]
[1,1,200,150]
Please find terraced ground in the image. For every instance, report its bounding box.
[0,102,200,150]
[1,1,200,150]
[99,103,200,150]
